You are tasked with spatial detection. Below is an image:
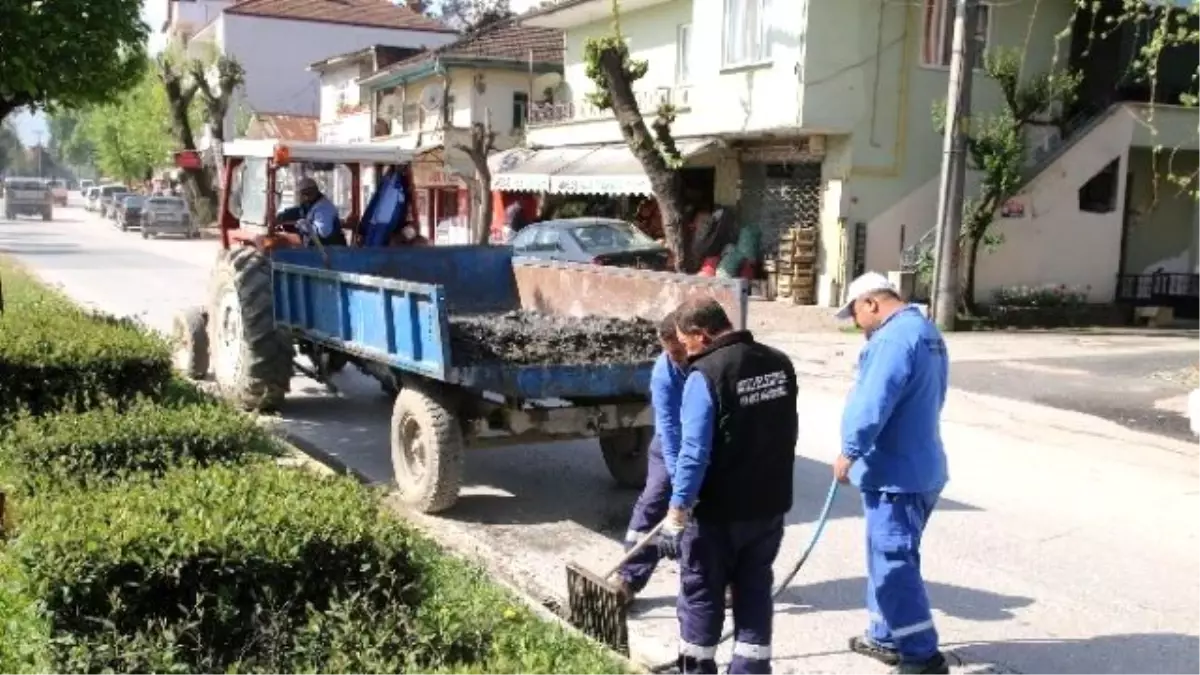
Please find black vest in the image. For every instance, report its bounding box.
[687,330,798,522]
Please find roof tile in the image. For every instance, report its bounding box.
[225,0,454,32]
[372,22,562,80]
[246,113,319,142]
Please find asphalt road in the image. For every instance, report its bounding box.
[3,197,1198,674]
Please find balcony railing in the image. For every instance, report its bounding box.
[1116,272,1199,319]
[527,85,692,128]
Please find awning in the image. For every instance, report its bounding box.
[489,138,719,196]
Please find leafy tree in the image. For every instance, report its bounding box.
[933,49,1080,313]
[0,0,148,120]
[47,111,96,170]
[434,0,514,32]
[78,62,174,183]
[0,118,24,175]
[583,1,690,271]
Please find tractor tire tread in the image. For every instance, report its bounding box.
[391,386,464,514]
[208,247,292,411]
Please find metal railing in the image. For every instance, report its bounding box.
[1115,272,1200,303]
[527,85,692,128]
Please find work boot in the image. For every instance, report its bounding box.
[848,635,900,666]
[892,652,949,675]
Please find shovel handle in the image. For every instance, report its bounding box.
[601,519,668,580]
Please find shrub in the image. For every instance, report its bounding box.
[10,463,426,673]
[991,283,1090,307]
[0,303,173,418]
[5,463,627,674]
[0,400,278,492]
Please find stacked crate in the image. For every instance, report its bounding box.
[770,226,818,305]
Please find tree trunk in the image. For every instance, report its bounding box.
[962,234,984,315]
[594,48,690,272]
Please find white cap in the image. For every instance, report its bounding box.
[835,271,899,320]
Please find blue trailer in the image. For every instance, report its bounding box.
[173,140,749,513]
[260,245,748,513]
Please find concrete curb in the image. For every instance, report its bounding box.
[266,425,651,674]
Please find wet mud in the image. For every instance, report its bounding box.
[449,311,660,366]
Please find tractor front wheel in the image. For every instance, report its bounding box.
[208,247,292,411]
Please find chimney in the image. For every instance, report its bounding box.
[405,0,424,13]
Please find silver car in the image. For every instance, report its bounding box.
[141,196,198,239]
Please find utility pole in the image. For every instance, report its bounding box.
[929,0,977,330]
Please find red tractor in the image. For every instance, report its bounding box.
[172,140,420,409]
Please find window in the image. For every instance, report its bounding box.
[531,228,563,251]
[723,0,772,68]
[921,0,991,69]
[512,92,529,131]
[676,24,693,82]
[510,227,539,251]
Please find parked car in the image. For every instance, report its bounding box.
[3,177,53,221]
[141,196,197,239]
[508,218,670,269]
[84,186,101,211]
[48,179,68,206]
[115,194,145,231]
[79,179,94,193]
[95,184,127,216]
[102,190,129,219]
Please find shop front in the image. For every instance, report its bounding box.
[410,147,469,244]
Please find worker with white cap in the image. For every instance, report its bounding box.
[834,272,950,675]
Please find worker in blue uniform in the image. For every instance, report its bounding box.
[612,311,687,603]
[289,177,347,247]
[834,272,950,675]
[659,297,799,675]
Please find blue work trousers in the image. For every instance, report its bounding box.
[677,515,784,675]
[618,437,670,591]
[863,490,941,664]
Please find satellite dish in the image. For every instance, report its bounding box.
[419,84,444,113]
[378,92,402,119]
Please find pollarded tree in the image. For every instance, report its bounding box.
[583,0,691,271]
[0,0,147,120]
[933,49,1080,312]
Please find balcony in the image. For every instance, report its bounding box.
[371,105,446,142]
[527,85,692,128]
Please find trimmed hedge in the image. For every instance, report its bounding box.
[7,463,624,674]
[0,298,173,419]
[0,400,278,492]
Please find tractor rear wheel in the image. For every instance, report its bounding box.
[208,246,292,411]
[171,305,210,380]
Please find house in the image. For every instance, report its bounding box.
[507,0,1197,313]
[354,21,564,240]
[163,0,459,146]
[309,45,426,145]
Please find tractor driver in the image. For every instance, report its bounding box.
[279,177,347,247]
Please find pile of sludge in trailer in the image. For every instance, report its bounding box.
[448,311,660,366]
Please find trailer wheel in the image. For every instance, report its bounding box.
[208,247,292,411]
[171,305,210,380]
[599,428,652,489]
[390,386,464,514]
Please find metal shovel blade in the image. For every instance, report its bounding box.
[566,561,630,655]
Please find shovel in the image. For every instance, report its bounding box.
[565,519,667,655]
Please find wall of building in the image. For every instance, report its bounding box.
[222,14,454,120]
[847,0,1077,275]
[318,62,368,124]
[1123,147,1199,274]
